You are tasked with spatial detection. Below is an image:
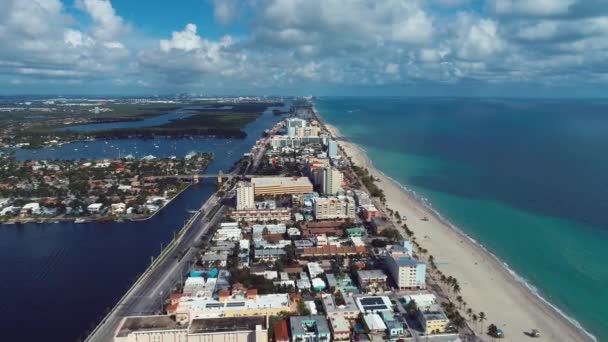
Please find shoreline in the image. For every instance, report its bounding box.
[316,110,595,341]
[1,181,195,226]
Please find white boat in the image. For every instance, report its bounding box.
[74,218,86,223]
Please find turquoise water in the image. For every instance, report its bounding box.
[316,97,608,341]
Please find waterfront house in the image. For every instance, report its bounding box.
[87,203,104,214]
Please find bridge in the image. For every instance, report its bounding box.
[142,172,254,183]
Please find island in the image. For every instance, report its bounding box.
[0,152,212,224]
[0,97,283,149]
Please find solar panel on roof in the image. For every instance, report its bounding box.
[206,303,223,308]
[360,297,384,305]
[226,302,245,307]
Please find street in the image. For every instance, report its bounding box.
[85,190,226,342]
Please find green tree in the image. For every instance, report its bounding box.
[404,299,418,318]
[478,312,487,334]
[487,323,499,340]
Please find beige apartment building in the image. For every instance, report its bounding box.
[314,196,356,220]
[322,167,343,195]
[236,181,255,210]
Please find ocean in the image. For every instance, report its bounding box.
[315,97,608,341]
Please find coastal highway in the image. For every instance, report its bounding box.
[85,185,228,342]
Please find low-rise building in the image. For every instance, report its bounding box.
[174,293,294,324]
[254,249,286,262]
[214,226,242,241]
[231,208,291,223]
[87,202,103,213]
[111,202,126,214]
[322,294,360,320]
[402,293,449,334]
[297,244,366,258]
[381,312,405,340]
[360,204,381,222]
[252,223,287,237]
[289,316,331,342]
[273,319,290,342]
[355,296,393,314]
[114,315,268,342]
[363,313,386,333]
[328,316,351,341]
[307,262,324,279]
[357,270,388,293]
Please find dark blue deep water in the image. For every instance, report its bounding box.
[0,106,283,341]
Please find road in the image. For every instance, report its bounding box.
[85,186,228,342]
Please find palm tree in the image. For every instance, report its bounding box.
[456,295,464,308]
[466,308,473,319]
[471,313,478,331]
[478,312,487,334]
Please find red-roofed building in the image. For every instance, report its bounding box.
[246,289,258,299]
[273,319,289,342]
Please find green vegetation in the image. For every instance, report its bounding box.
[229,267,276,294]
[352,165,385,200]
[1,101,282,148]
[380,228,401,243]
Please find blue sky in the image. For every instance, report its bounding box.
[1,0,608,96]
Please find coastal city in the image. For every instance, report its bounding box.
[83,101,503,342]
[2,1,606,341]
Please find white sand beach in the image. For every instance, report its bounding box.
[323,121,594,342]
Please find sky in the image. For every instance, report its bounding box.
[1,0,608,97]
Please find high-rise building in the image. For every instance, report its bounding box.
[236,182,255,210]
[385,244,426,290]
[286,118,307,137]
[328,139,338,158]
[322,167,343,195]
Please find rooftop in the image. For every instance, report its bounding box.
[252,176,313,187]
[355,296,392,313]
[363,313,387,331]
[329,316,350,333]
[116,315,181,337]
[357,269,387,280]
[189,316,266,334]
[290,315,331,336]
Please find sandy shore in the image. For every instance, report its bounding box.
[321,120,594,342]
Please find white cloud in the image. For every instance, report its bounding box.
[385,63,400,74]
[212,0,240,25]
[64,29,94,48]
[489,0,578,17]
[160,24,203,52]
[517,21,559,41]
[457,15,505,60]
[78,0,127,40]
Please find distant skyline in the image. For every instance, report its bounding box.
[1,0,608,97]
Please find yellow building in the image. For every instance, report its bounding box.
[402,293,449,334]
[251,177,313,196]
